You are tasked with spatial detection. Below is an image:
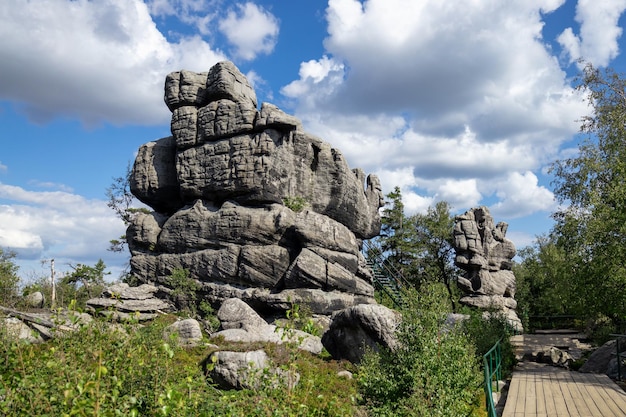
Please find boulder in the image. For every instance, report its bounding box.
[207,349,300,391]
[322,304,401,363]
[164,318,203,347]
[580,339,626,376]
[24,291,45,308]
[211,298,323,355]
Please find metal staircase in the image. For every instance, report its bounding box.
[363,241,411,309]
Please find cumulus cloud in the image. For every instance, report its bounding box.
[282,0,588,220]
[0,183,125,270]
[490,172,556,218]
[218,2,279,61]
[557,0,626,67]
[0,0,226,126]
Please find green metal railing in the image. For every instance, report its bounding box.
[483,339,502,417]
[610,333,626,381]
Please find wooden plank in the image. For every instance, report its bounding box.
[563,372,597,416]
[540,370,557,416]
[535,370,548,416]
[524,371,537,415]
[549,371,572,417]
[587,373,626,416]
[570,372,614,416]
[502,374,521,416]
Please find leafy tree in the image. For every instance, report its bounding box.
[549,63,626,323]
[60,259,109,304]
[370,188,460,309]
[513,234,572,326]
[412,201,460,311]
[377,186,417,278]
[0,248,20,306]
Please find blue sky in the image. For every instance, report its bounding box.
[1,0,626,281]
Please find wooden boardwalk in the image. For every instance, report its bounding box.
[502,333,626,417]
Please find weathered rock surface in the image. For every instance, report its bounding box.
[126,60,382,315]
[86,283,174,321]
[579,339,626,378]
[453,207,522,332]
[164,318,203,347]
[211,298,323,355]
[24,291,45,308]
[207,349,300,391]
[322,304,400,363]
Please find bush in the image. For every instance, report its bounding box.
[0,314,359,416]
[357,283,483,416]
[461,310,517,377]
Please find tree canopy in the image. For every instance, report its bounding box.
[518,64,626,327]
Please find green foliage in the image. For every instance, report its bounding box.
[167,268,200,315]
[461,311,517,377]
[60,260,109,307]
[547,63,626,327]
[513,235,573,328]
[371,187,460,309]
[0,315,359,416]
[357,283,483,416]
[0,248,20,306]
[282,196,308,212]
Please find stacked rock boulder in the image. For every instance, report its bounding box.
[453,206,522,332]
[126,61,384,316]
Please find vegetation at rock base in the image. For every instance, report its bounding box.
[358,283,513,417]
[0,248,20,306]
[0,313,361,417]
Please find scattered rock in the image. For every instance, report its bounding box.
[86,283,174,321]
[164,318,203,347]
[207,349,299,391]
[211,298,323,355]
[322,304,400,363]
[24,291,45,308]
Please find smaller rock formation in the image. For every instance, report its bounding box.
[86,283,174,321]
[211,298,323,355]
[164,318,203,347]
[206,349,299,391]
[321,303,400,363]
[453,206,522,332]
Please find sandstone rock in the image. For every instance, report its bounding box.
[1,317,43,343]
[579,339,625,376]
[211,298,323,355]
[24,291,45,308]
[207,350,268,390]
[453,207,521,330]
[164,318,203,347]
[86,283,174,321]
[322,304,401,363]
[207,349,300,391]
[127,60,383,318]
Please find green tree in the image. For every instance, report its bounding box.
[549,63,626,323]
[412,201,460,311]
[60,259,109,305]
[513,234,572,326]
[377,186,417,277]
[0,248,20,306]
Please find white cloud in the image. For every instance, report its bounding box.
[0,183,126,273]
[218,2,279,61]
[0,0,226,125]
[558,0,626,67]
[0,162,6,173]
[490,172,556,218]
[282,0,588,221]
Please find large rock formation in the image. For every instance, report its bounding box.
[453,206,522,332]
[126,61,384,315]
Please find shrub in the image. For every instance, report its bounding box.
[357,283,483,416]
